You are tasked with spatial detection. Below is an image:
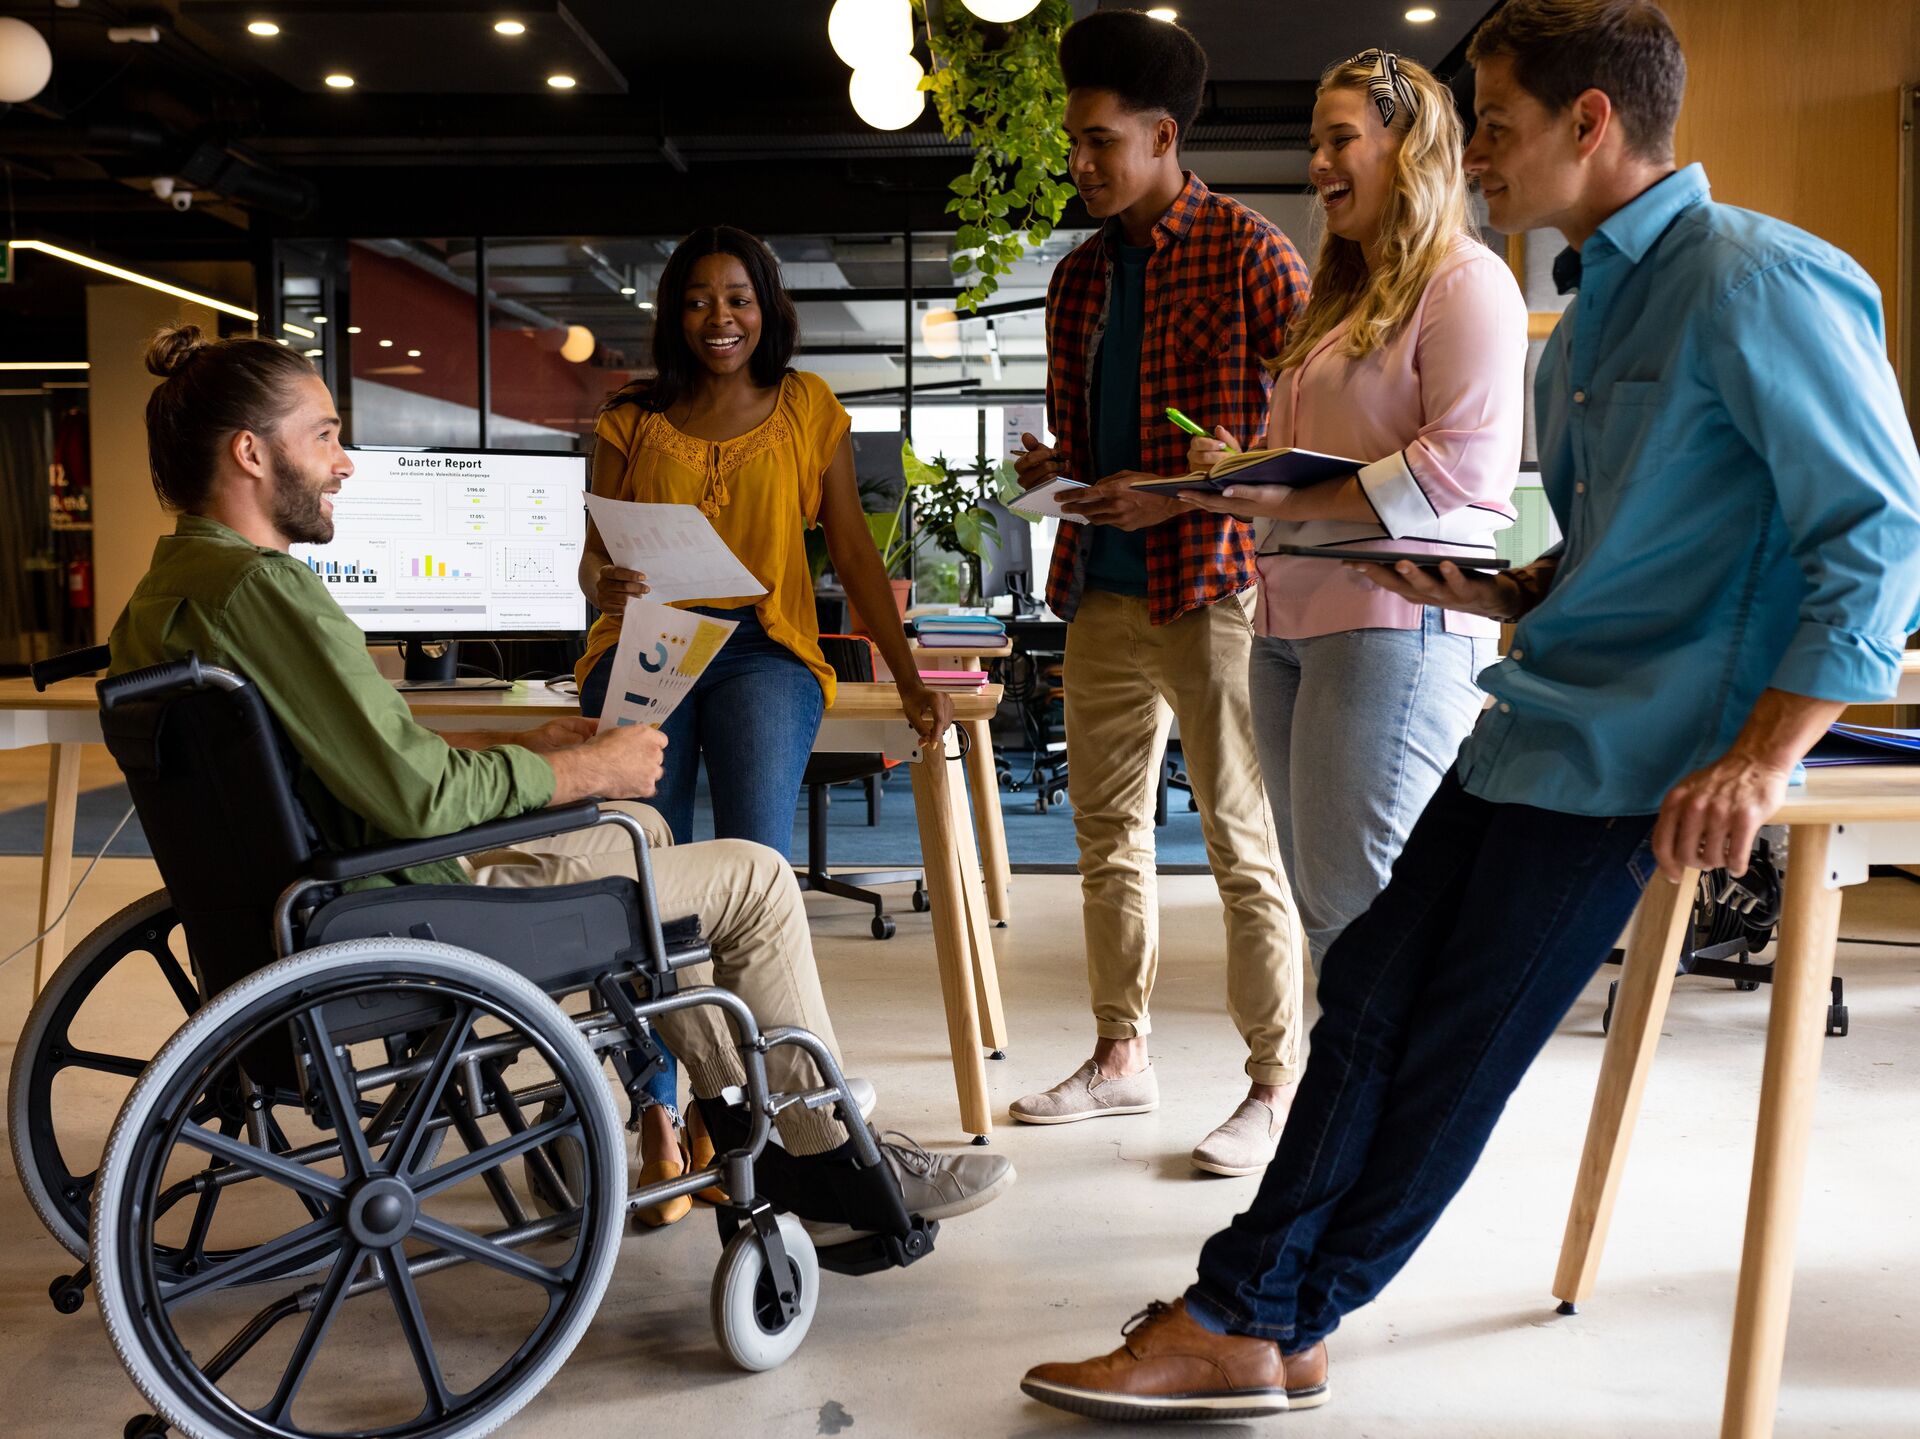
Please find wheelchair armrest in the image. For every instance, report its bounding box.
[307,800,609,882]
[31,643,112,692]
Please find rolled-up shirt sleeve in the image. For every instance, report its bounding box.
[1356,254,1528,539]
[225,561,555,838]
[1708,258,1920,702]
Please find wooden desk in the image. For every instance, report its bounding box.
[0,676,1012,1140]
[907,639,1014,925]
[1552,764,1920,1438]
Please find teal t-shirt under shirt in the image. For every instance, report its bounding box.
[1085,242,1151,597]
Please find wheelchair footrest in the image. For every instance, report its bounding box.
[815,1217,939,1277]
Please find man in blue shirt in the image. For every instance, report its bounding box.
[1018,0,1920,1420]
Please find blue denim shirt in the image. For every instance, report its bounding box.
[1457,166,1920,816]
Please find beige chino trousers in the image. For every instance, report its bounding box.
[466,802,849,1155]
[1063,588,1306,1087]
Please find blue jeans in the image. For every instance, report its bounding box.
[1185,771,1657,1348]
[1249,611,1494,968]
[580,607,826,1115]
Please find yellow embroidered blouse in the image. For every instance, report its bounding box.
[576,370,851,702]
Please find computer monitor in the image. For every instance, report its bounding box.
[290,445,587,682]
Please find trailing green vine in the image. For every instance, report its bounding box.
[915,0,1076,312]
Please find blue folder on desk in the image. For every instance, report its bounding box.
[1803,724,1920,768]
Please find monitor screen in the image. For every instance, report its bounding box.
[290,445,588,638]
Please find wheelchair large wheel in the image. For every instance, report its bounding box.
[12,890,190,1262]
[710,1212,819,1372]
[92,939,625,1439]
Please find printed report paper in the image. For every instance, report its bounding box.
[596,600,739,732]
[584,495,767,604]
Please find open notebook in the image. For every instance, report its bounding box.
[1128,446,1362,496]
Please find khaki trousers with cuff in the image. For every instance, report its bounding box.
[1063,588,1307,1087]
[465,801,849,1156]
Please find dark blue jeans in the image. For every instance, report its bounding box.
[580,606,825,1116]
[1186,771,1658,1348]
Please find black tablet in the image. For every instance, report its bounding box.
[1266,544,1511,570]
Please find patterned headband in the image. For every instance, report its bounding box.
[1346,48,1418,129]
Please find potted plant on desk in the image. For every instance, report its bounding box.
[901,439,1017,608]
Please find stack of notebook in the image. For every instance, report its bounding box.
[1803,724,1920,768]
[911,614,1008,649]
[918,669,991,693]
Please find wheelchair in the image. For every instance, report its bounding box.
[11,651,935,1439]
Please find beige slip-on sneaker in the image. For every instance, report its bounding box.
[1191,1096,1283,1177]
[1009,1060,1159,1125]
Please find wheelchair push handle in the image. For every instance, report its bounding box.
[30,643,111,692]
[98,653,245,711]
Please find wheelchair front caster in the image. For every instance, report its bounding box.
[871,915,896,941]
[711,1211,819,1372]
[49,1273,86,1314]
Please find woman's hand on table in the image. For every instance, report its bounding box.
[593,565,650,616]
[897,679,955,750]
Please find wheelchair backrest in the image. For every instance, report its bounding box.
[98,656,320,1000]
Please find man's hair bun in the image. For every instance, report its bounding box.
[144,324,211,378]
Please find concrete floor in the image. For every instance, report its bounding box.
[3,841,1919,1437]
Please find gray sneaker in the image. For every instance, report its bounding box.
[1191,1097,1283,1177]
[804,1131,1016,1247]
[1009,1060,1159,1125]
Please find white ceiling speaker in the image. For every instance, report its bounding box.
[849,54,926,131]
[959,0,1043,22]
[0,17,54,104]
[828,0,913,70]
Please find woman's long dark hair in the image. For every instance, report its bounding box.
[608,225,799,415]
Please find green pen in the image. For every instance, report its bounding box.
[1166,406,1237,453]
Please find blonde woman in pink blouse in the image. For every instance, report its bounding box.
[1183,50,1525,980]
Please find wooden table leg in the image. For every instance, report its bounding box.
[1553,867,1697,1311]
[962,717,1012,927]
[943,745,1009,1057]
[908,733,995,1140]
[34,743,84,993]
[1722,823,1844,1439]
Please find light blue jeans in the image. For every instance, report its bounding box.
[1248,610,1494,968]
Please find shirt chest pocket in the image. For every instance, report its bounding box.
[1169,291,1242,365]
[1582,381,1666,532]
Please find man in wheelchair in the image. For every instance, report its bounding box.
[110,324,1013,1257]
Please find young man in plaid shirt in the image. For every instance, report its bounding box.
[1011,10,1313,1177]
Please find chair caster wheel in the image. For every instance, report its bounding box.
[125,1415,168,1439]
[970,1135,989,1146]
[1826,1004,1848,1037]
[1555,1301,1578,1316]
[989,1050,1006,1061]
[911,888,930,913]
[871,915,896,941]
[1600,980,1618,1035]
[49,1274,85,1314]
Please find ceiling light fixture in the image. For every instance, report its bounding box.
[493,19,526,36]
[406,348,422,357]
[827,0,912,69]
[546,73,576,89]
[619,285,636,295]
[921,307,961,359]
[246,21,280,38]
[0,361,90,371]
[1405,6,1437,21]
[345,325,362,334]
[302,348,323,357]
[560,324,596,363]
[1146,7,1178,20]
[6,239,257,320]
[312,314,327,324]
[378,338,394,348]
[959,0,1042,21]
[849,54,926,131]
[0,17,54,104]
[324,72,354,89]
[636,301,654,311]
[283,321,316,338]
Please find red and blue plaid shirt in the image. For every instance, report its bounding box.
[1043,172,1310,624]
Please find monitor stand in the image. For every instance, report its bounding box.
[392,638,513,692]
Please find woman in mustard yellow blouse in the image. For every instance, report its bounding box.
[577,227,950,1221]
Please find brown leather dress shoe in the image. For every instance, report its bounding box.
[1020,1299,1331,1421]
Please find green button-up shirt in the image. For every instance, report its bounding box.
[108,515,556,885]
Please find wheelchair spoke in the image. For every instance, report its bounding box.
[177,1118,240,1265]
[410,1214,568,1294]
[152,945,200,1017]
[385,1006,474,1179]
[381,1243,454,1420]
[410,1106,578,1200]
[160,1213,345,1308]
[180,1122,347,1204]
[259,1242,365,1428]
[300,1005,376,1180]
[58,1046,147,1079]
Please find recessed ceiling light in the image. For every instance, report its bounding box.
[619,285,636,295]
[1146,6,1178,19]
[636,300,654,310]
[1405,6,1437,21]
[302,348,323,357]
[546,73,576,89]
[494,19,526,36]
[247,20,280,37]
[346,325,362,334]
[312,314,327,324]
[378,338,393,348]
[324,73,354,89]
[406,348,421,357]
